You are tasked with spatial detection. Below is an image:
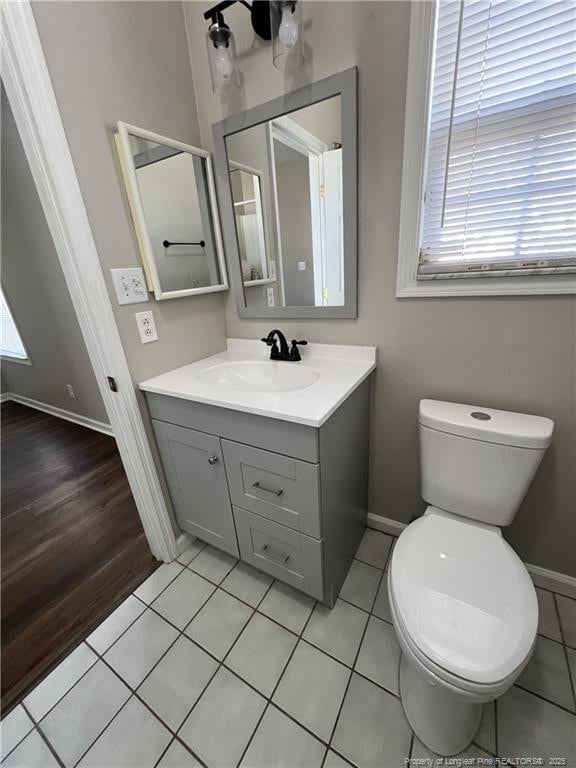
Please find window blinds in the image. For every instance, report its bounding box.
[0,288,28,360]
[419,0,576,278]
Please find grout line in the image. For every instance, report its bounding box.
[326,603,372,752]
[512,682,576,717]
[161,576,278,759]
[553,592,568,647]
[233,596,319,767]
[494,699,499,758]
[85,598,148,656]
[408,731,415,759]
[18,646,100,729]
[561,641,576,713]
[34,722,66,768]
[153,736,177,768]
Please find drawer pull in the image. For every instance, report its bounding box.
[261,544,290,564]
[252,481,283,498]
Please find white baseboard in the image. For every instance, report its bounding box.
[367,513,576,599]
[525,563,576,600]
[175,532,193,556]
[1,392,113,437]
[367,512,407,537]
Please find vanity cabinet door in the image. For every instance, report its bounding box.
[152,420,239,557]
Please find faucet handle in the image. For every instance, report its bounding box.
[261,336,272,346]
[289,339,308,362]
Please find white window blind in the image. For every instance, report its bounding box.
[419,0,576,278]
[0,287,28,360]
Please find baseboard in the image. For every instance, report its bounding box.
[525,563,576,600]
[1,392,113,437]
[367,513,576,599]
[367,512,407,537]
[175,532,193,556]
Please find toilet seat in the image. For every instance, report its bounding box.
[389,507,537,690]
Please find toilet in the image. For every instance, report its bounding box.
[388,399,554,756]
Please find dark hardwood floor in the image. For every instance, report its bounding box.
[1,401,158,715]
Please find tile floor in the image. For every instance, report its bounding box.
[2,529,576,768]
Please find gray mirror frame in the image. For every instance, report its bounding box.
[212,67,357,319]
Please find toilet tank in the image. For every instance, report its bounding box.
[419,400,554,526]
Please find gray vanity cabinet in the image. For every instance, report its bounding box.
[153,421,239,557]
[146,378,370,606]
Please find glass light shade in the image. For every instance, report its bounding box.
[206,23,240,94]
[271,1,305,71]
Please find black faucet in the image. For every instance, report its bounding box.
[261,330,308,362]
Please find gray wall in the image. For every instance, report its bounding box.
[184,0,576,577]
[1,88,108,423]
[32,1,228,385]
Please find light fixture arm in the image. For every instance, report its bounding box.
[203,0,295,42]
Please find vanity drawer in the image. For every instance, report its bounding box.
[233,506,323,600]
[222,440,321,538]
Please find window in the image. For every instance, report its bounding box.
[397,1,576,297]
[0,287,28,361]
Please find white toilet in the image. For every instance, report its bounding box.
[388,399,554,756]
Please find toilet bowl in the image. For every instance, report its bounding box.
[388,400,554,756]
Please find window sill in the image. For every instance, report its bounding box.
[396,271,576,298]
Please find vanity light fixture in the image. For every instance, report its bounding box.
[204,0,305,93]
[206,12,240,94]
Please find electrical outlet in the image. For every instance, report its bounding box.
[266,287,275,307]
[297,261,306,271]
[111,267,149,305]
[269,260,277,281]
[66,384,76,399]
[135,310,158,344]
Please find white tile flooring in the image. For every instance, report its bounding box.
[2,529,576,768]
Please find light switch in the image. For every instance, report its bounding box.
[111,267,149,305]
[297,261,307,271]
[135,311,158,344]
[269,260,277,280]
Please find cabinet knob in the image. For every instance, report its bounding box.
[208,455,218,465]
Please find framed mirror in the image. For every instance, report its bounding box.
[116,123,228,300]
[212,68,357,319]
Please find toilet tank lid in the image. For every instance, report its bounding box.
[419,399,554,449]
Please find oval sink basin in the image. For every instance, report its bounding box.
[198,361,320,393]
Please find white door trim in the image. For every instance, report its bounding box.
[1,0,177,562]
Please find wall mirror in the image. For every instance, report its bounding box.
[213,68,357,318]
[116,123,228,300]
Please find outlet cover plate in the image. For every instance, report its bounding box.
[111,267,149,305]
[135,310,158,344]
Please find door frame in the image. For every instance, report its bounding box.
[1,0,178,561]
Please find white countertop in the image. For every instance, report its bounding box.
[139,338,377,427]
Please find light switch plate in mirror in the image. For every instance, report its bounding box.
[212,67,357,319]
